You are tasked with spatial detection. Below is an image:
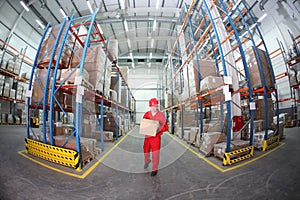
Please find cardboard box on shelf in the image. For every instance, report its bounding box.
[119,66,129,83]
[139,119,160,136]
[178,110,196,127]
[253,130,274,149]
[108,39,118,59]
[214,142,233,159]
[188,59,217,94]
[241,119,265,140]
[21,115,26,125]
[231,140,250,149]
[254,98,274,127]
[9,89,16,99]
[1,60,7,69]
[183,128,191,141]
[72,45,106,67]
[3,87,10,97]
[81,137,97,155]
[7,114,14,124]
[59,68,89,84]
[200,76,224,94]
[21,72,31,80]
[1,113,7,123]
[109,89,117,102]
[103,131,114,141]
[15,116,20,124]
[0,74,5,80]
[38,25,74,68]
[6,60,14,72]
[0,80,4,96]
[199,132,226,156]
[13,61,21,75]
[188,128,199,144]
[245,46,274,89]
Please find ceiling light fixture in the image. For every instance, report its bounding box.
[153,20,157,31]
[127,39,131,49]
[151,39,154,48]
[36,19,45,29]
[124,20,128,32]
[150,52,153,60]
[86,0,93,14]
[257,13,267,23]
[131,62,135,68]
[20,1,30,12]
[120,0,125,9]
[59,8,68,18]
[156,0,160,8]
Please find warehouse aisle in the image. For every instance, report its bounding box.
[0,125,300,200]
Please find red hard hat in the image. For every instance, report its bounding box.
[149,98,159,107]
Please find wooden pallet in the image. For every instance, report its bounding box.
[82,150,94,167]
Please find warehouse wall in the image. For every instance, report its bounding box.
[128,65,162,123]
[0,1,41,60]
[252,0,300,111]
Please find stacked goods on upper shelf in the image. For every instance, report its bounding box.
[190,59,218,93]
[119,66,128,83]
[1,53,22,76]
[199,75,224,100]
[2,77,13,98]
[241,97,276,148]
[254,98,274,129]
[71,45,111,96]
[165,93,179,108]
[31,69,64,106]
[37,24,74,68]
[179,58,218,102]
[107,39,118,61]
[0,74,4,96]
[110,73,121,103]
[0,49,2,63]
[245,46,275,90]
[119,66,130,108]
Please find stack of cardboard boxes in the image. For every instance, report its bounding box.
[37,25,74,68]
[179,59,218,102]
[245,46,275,90]
[0,74,4,96]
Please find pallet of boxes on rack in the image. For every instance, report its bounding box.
[172,56,229,158]
[287,51,300,127]
[62,43,114,160]
[28,24,115,163]
[239,45,281,151]
[0,56,28,125]
[119,66,135,131]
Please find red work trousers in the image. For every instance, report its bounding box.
[143,136,161,171]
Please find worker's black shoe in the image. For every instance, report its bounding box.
[151,170,158,176]
[144,161,151,169]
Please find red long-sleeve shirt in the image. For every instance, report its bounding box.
[143,111,168,137]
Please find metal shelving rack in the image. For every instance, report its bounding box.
[25,9,135,170]
[0,38,31,123]
[278,32,300,121]
[161,0,280,166]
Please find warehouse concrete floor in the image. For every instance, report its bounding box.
[0,125,299,200]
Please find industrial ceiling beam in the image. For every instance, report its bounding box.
[96,16,178,24]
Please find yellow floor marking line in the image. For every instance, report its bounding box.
[18,126,136,179]
[167,132,285,173]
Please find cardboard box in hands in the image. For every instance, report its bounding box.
[139,119,160,136]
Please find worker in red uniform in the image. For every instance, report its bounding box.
[143,98,168,176]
